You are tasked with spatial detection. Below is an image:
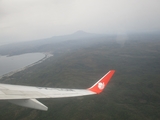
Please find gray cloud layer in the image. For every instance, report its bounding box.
[0,0,160,44]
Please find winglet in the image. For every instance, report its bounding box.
[88,70,115,94]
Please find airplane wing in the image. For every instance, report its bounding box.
[0,70,115,111]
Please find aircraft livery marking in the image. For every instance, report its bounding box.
[98,82,105,90]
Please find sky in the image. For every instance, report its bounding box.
[0,0,160,44]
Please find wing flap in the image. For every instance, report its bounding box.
[8,99,48,111]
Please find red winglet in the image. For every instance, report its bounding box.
[88,70,115,94]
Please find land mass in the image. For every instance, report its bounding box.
[0,31,160,120]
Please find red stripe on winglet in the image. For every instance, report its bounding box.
[88,70,115,94]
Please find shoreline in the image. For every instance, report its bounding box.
[0,52,53,80]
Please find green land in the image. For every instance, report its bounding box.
[0,34,160,120]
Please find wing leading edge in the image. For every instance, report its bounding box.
[0,70,115,111]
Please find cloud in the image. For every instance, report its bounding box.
[0,0,160,44]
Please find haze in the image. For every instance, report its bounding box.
[0,0,160,45]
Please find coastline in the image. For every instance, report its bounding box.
[0,53,53,80]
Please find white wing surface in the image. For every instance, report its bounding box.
[0,70,115,111]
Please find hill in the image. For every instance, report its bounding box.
[0,31,105,56]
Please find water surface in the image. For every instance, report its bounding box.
[0,53,45,76]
